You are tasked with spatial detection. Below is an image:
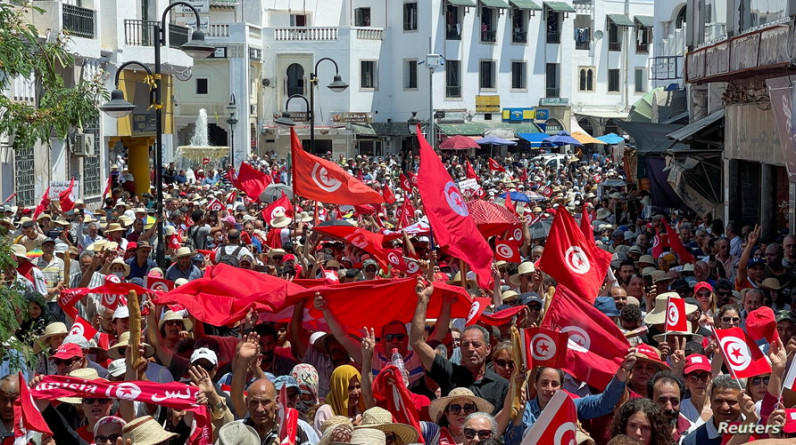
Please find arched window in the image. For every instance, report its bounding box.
[675,6,686,29]
[587,69,594,90]
[286,63,304,97]
[579,69,586,91]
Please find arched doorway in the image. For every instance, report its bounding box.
[544,118,564,135]
[286,63,305,97]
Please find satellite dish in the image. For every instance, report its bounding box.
[175,67,192,81]
[594,30,604,40]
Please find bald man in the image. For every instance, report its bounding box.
[610,286,628,311]
[241,378,309,444]
[0,374,19,437]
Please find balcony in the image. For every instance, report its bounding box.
[547,31,560,44]
[481,29,496,42]
[447,24,462,40]
[62,4,95,39]
[124,20,189,48]
[609,41,621,51]
[356,27,383,40]
[273,27,339,41]
[651,56,683,80]
[513,30,527,43]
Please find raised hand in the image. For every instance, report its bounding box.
[189,365,215,398]
[237,332,260,363]
[313,292,327,312]
[361,327,376,359]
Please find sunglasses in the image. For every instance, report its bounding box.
[751,376,770,386]
[494,359,515,368]
[95,434,122,444]
[447,403,477,415]
[83,398,111,405]
[53,357,79,367]
[463,428,493,440]
[384,334,406,342]
[686,372,710,383]
[165,320,184,327]
[721,316,741,323]
[696,291,711,297]
[528,304,542,311]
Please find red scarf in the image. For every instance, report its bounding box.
[371,365,424,443]
[438,427,458,445]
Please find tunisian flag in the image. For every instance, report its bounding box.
[662,219,696,264]
[580,204,594,245]
[520,391,577,445]
[416,129,494,289]
[488,157,505,172]
[525,327,568,369]
[665,296,688,332]
[261,192,294,223]
[538,209,611,304]
[32,186,51,221]
[715,327,771,378]
[399,173,413,192]
[235,162,272,201]
[13,372,52,440]
[465,160,479,180]
[59,178,76,212]
[541,285,630,390]
[291,128,384,205]
[382,184,396,204]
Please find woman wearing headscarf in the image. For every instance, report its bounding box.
[313,365,365,435]
[291,364,321,421]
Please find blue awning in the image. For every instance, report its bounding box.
[596,133,625,144]
[518,132,549,147]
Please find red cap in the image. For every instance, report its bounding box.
[683,354,711,375]
[634,344,670,370]
[784,409,796,434]
[127,242,138,251]
[693,281,712,294]
[746,306,779,343]
[52,343,83,360]
[283,254,296,262]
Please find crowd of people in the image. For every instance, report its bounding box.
[1,145,796,445]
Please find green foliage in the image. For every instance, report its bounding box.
[0,2,107,149]
[0,236,32,372]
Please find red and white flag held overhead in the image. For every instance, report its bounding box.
[382,184,396,204]
[278,385,299,445]
[715,327,771,379]
[261,192,293,223]
[13,372,52,441]
[207,198,223,212]
[538,209,612,304]
[665,296,688,333]
[235,162,273,202]
[32,186,51,221]
[488,157,506,172]
[465,160,479,180]
[416,129,494,289]
[69,316,98,341]
[520,391,578,445]
[399,173,413,192]
[524,327,568,369]
[59,178,76,213]
[464,297,492,327]
[494,238,521,263]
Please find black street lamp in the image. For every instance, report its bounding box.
[100,1,213,267]
[226,94,237,169]
[309,58,348,152]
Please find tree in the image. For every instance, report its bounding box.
[0,2,107,150]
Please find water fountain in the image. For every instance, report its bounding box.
[176,108,229,167]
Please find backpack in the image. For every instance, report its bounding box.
[184,225,199,250]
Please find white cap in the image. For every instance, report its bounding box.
[309,331,328,346]
[190,347,218,365]
[108,358,126,377]
[112,306,130,320]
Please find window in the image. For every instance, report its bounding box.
[578,67,595,91]
[480,61,495,89]
[403,3,418,31]
[608,69,620,92]
[608,22,621,51]
[511,62,526,89]
[286,63,304,97]
[634,68,645,92]
[405,60,418,89]
[355,7,371,26]
[546,10,561,43]
[83,117,101,197]
[512,9,527,43]
[14,147,35,206]
[446,5,461,40]
[574,15,590,50]
[446,60,461,97]
[481,7,495,42]
[361,61,376,88]
[196,78,208,94]
[545,63,559,97]
[636,26,651,52]
[290,14,307,26]
[675,7,686,29]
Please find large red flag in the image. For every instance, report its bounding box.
[538,209,611,304]
[580,204,594,245]
[397,196,414,229]
[14,372,52,439]
[541,285,630,390]
[371,365,425,444]
[291,128,384,205]
[235,162,272,201]
[399,173,413,192]
[715,327,771,379]
[59,178,76,213]
[465,160,479,180]
[525,327,568,369]
[416,130,494,289]
[278,385,299,445]
[520,391,577,445]
[494,238,521,263]
[488,158,505,172]
[382,184,396,204]
[261,192,294,223]
[504,191,517,215]
[68,316,98,341]
[32,186,51,221]
[662,219,696,264]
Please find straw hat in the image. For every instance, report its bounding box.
[630,344,670,372]
[428,387,494,423]
[270,213,293,228]
[267,248,287,258]
[216,422,260,445]
[643,292,698,325]
[501,290,520,303]
[334,429,386,445]
[158,310,193,332]
[9,244,30,262]
[104,223,125,233]
[122,416,178,445]
[109,258,130,277]
[638,255,656,265]
[107,331,155,360]
[34,322,68,353]
[174,247,193,259]
[319,422,354,445]
[354,407,419,445]
[60,368,103,404]
[446,270,478,288]
[595,208,612,220]
[509,261,536,287]
[296,211,313,222]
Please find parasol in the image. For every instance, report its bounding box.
[439,135,481,150]
[466,199,521,238]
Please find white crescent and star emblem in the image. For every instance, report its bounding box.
[150,282,169,292]
[311,163,342,192]
[113,382,142,401]
[530,333,557,361]
[406,260,420,274]
[653,236,660,247]
[444,182,469,217]
[345,234,368,250]
[103,294,117,307]
[666,302,679,326]
[561,326,591,353]
[513,228,523,241]
[387,252,400,265]
[553,421,578,445]
[466,302,480,324]
[720,337,752,370]
[69,324,84,337]
[496,243,513,259]
[564,246,590,274]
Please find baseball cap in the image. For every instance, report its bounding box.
[273,375,299,391]
[776,310,796,324]
[190,347,218,366]
[113,306,130,320]
[683,354,711,374]
[52,343,83,360]
[107,359,127,378]
[747,258,765,269]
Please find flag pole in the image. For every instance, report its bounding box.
[459,259,467,290]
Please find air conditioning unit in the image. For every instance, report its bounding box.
[72,133,95,157]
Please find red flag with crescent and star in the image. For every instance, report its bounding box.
[520,391,578,445]
[235,162,272,202]
[488,157,505,172]
[524,327,568,369]
[665,296,688,332]
[715,327,771,379]
[416,128,494,289]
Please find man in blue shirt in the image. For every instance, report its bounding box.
[165,247,203,282]
[125,240,157,280]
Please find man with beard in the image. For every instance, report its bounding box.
[254,323,296,377]
[617,260,636,287]
[682,375,750,445]
[649,372,693,442]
